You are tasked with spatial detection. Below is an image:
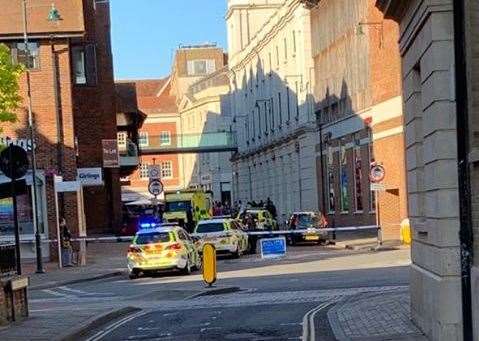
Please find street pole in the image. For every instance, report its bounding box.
[22,0,44,273]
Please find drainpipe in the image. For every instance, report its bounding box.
[453,0,474,340]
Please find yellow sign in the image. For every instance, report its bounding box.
[202,244,217,286]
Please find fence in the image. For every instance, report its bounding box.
[0,244,17,277]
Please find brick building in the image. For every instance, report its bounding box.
[117,78,182,203]
[309,0,407,240]
[0,0,121,260]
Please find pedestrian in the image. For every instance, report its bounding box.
[60,218,74,267]
[266,197,277,219]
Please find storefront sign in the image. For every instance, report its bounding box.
[77,168,103,186]
[102,139,119,168]
[55,181,80,193]
[0,137,35,151]
[200,173,212,184]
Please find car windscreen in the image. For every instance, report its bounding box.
[166,201,191,212]
[135,232,171,245]
[297,214,320,228]
[196,223,225,233]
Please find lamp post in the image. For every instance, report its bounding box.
[22,1,61,274]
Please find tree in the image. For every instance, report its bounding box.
[0,43,24,133]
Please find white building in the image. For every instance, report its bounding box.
[226,0,318,222]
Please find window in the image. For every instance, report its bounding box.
[293,31,297,53]
[286,87,291,122]
[278,92,282,126]
[117,132,127,148]
[160,131,171,145]
[11,42,40,69]
[276,46,280,67]
[135,232,171,245]
[187,59,215,76]
[72,44,97,86]
[139,164,149,179]
[327,145,336,213]
[368,129,376,212]
[270,97,275,131]
[161,161,173,179]
[284,38,288,60]
[268,52,272,74]
[295,81,300,120]
[196,223,225,234]
[339,139,350,213]
[353,134,363,212]
[252,110,256,140]
[139,132,149,147]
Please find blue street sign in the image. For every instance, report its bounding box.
[260,237,286,259]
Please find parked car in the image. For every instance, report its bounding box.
[127,224,201,279]
[287,212,329,245]
[192,218,249,257]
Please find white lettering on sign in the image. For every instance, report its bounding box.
[0,137,35,151]
[77,168,103,186]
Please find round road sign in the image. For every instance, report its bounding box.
[370,163,385,183]
[148,179,164,196]
[0,145,29,180]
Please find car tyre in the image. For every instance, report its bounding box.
[129,269,140,280]
[232,244,241,259]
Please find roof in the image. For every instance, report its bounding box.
[0,0,85,39]
[197,218,231,224]
[115,78,178,115]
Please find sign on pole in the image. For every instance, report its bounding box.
[102,139,119,168]
[77,168,103,186]
[148,165,162,180]
[148,179,164,196]
[370,183,386,192]
[260,237,287,259]
[370,163,386,183]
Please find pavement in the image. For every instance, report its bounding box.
[0,240,425,341]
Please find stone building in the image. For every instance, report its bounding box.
[227,0,319,222]
[309,0,407,240]
[179,66,233,203]
[0,0,121,259]
[377,0,478,339]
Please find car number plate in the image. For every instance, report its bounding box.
[305,235,319,241]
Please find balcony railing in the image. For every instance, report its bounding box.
[140,132,238,155]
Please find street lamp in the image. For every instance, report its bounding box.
[22,0,62,274]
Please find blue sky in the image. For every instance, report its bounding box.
[110,0,227,80]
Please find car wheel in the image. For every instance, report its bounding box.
[232,244,241,259]
[129,269,140,280]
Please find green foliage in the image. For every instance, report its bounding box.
[0,43,24,132]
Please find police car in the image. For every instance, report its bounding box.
[127,223,201,279]
[192,218,249,257]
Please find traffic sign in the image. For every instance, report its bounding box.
[370,164,385,183]
[148,165,162,180]
[0,145,29,180]
[260,237,287,259]
[148,179,164,196]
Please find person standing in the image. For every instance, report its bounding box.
[60,218,74,267]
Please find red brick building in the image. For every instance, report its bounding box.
[311,0,407,240]
[0,0,121,260]
[117,78,182,204]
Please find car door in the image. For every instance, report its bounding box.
[178,230,195,261]
[232,221,248,251]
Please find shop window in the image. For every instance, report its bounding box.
[339,139,349,213]
[327,145,336,214]
[353,134,363,212]
[161,161,173,179]
[72,44,97,86]
[160,131,171,145]
[368,129,376,212]
[11,42,40,69]
[139,132,149,147]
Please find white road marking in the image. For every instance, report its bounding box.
[41,289,75,298]
[58,286,91,294]
[200,327,222,333]
[301,298,338,341]
[281,322,302,326]
[86,310,148,341]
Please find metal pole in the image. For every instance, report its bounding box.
[9,146,22,275]
[22,0,44,273]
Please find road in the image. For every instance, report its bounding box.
[29,245,411,340]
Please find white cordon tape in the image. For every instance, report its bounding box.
[16,225,379,244]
